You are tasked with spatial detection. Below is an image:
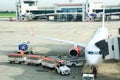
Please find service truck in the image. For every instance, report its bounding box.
[8,53,26,64]
[18,41,31,53]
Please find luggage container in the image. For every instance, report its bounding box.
[26,55,42,66]
[41,57,56,69]
[8,53,26,64]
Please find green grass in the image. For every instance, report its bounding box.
[0,13,16,18]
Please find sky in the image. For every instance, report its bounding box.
[0,0,120,11]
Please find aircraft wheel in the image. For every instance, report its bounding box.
[35,64,39,66]
[27,63,30,65]
[19,61,22,64]
[55,69,58,73]
[43,66,46,68]
[72,64,75,67]
[60,72,63,75]
[9,61,12,64]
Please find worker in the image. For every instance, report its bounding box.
[92,66,97,79]
[20,51,24,56]
[57,54,62,59]
[29,47,33,54]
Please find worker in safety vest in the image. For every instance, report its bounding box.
[29,47,33,54]
[20,51,24,56]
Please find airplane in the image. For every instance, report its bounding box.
[34,6,111,67]
[31,5,110,68]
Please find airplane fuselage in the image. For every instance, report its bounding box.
[85,27,109,65]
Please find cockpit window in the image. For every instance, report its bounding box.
[88,51,99,55]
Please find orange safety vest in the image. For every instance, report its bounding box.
[20,51,24,56]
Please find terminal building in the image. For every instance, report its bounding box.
[16,0,120,21]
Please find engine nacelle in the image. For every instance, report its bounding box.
[69,46,81,57]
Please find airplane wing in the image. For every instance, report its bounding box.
[36,36,87,48]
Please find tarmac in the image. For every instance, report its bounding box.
[0,19,120,80]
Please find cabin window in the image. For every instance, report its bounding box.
[88,51,93,54]
[94,52,99,55]
[88,51,99,55]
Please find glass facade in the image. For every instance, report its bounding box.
[27,10,54,14]
[94,9,120,13]
[57,8,82,13]
[24,1,36,6]
[56,14,82,22]
[56,8,83,21]
[26,6,83,21]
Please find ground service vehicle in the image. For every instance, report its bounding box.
[66,59,83,67]
[55,60,70,75]
[41,57,70,75]
[18,41,30,53]
[26,55,42,66]
[8,53,26,64]
[82,74,94,80]
[41,57,56,69]
[82,64,95,80]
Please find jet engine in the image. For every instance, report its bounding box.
[69,46,81,57]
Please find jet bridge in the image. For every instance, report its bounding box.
[111,36,120,60]
[95,36,120,60]
[106,35,120,60]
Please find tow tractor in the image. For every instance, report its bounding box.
[26,55,42,66]
[55,60,70,75]
[82,74,94,80]
[8,53,26,64]
[41,56,70,75]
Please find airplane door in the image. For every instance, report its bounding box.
[117,37,120,60]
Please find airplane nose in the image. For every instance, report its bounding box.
[85,54,102,65]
